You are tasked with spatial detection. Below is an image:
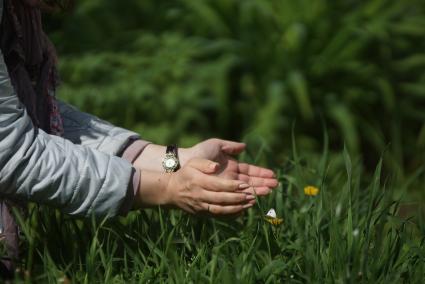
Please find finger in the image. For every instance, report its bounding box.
[237,174,279,188]
[187,158,219,174]
[220,140,246,155]
[202,202,253,216]
[219,171,238,180]
[239,186,272,196]
[200,190,254,205]
[238,163,276,178]
[201,174,251,192]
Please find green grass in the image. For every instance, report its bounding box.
[7,144,425,283]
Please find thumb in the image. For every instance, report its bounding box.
[187,158,219,174]
[220,140,246,155]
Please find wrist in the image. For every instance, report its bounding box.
[178,147,193,168]
[133,144,191,172]
[135,170,172,208]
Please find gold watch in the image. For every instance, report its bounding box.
[162,144,180,173]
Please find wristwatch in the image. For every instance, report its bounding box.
[162,144,180,173]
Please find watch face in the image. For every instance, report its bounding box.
[165,158,177,168]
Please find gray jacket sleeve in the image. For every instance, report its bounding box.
[0,48,136,218]
[58,100,150,156]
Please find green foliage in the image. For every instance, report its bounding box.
[45,0,425,177]
[12,147,425,282]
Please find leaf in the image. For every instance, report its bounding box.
[256,259,287,280]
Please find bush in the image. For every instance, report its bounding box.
[46,0,425,178]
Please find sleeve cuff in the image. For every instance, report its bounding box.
[118,167,141,215]
[120,139,152,163]
[118,139,151,215]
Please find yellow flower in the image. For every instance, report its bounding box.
[264,216,283,225]
[304,186,319,196]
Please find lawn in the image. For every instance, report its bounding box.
[9,142,425,283]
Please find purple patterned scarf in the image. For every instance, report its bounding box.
[0,0,64,277]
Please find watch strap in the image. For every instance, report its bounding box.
[166,144,178,156]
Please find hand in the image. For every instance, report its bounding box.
[135,158,256,216]
[132,138,279,196]
[186,139,278,196]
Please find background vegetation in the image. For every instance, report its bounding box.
[46,0,425,181]
[6,0,425,282]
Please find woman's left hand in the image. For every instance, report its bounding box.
[184,139,278,196]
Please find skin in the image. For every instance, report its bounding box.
[133,138,278,216]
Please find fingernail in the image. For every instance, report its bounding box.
[238,183,250,189]
[245,195,256,200]
[243,203,253,209]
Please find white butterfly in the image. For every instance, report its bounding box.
[266,208,277,218]
[264,208,283,225]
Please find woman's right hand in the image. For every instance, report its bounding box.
[135,158,256,216]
